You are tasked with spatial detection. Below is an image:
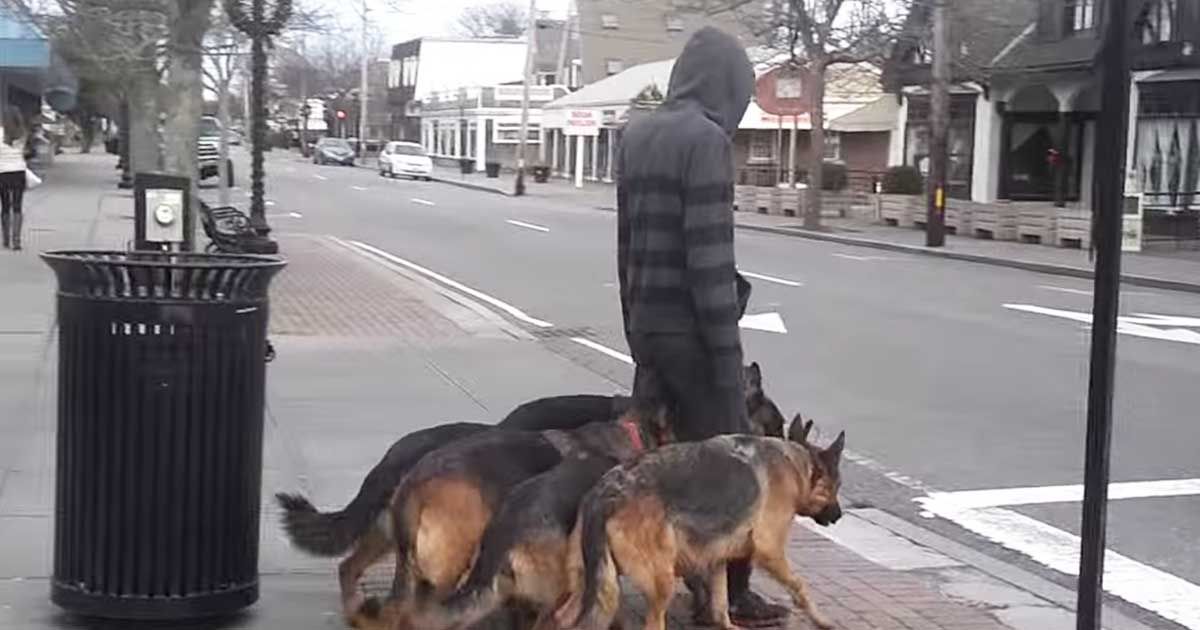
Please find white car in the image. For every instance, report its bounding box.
[379,141,433,180]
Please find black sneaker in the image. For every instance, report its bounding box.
[729,590,790,627]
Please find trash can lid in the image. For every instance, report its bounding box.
[41,250,287,302]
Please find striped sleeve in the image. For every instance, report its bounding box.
[682,130,742,383]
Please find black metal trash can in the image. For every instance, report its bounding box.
[41,251,286,620]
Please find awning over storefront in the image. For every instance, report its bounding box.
[736,95,897,132]
[0,5,77,113]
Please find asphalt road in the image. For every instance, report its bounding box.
[239,151,1200,629]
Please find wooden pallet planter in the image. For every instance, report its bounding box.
[880,194,920,228]
[945,201,972,236]
[972,203,1019,240]
[734,185,756,212]
[755,186,780,214]
[1056,209,1092,249]
[779,187,801,217]
[1016,204,1057,244]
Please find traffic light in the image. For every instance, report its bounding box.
[336,109,346,120]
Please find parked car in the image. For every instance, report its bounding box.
[313,137,355,166]
[197,116,234,187]
[378,141,433,180]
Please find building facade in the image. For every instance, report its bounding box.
[419,84,567,170]
[886,0,1200,242]
[574,0,744,85]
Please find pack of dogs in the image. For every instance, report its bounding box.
[276,363,846,630]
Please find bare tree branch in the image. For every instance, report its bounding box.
[455,0,526,37]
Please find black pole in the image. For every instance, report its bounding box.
[1076,0,1130,628]
[248,0,268,236]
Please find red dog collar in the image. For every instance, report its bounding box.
[620,420,644,453]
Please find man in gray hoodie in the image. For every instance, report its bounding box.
[617,26,787,626]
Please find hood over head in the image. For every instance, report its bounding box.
[665,27,754,136]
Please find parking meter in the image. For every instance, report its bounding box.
[134,172,194,252]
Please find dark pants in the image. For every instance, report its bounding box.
[627,332,755,600]
[0,171,25,218]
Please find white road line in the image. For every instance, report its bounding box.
[916,498,1200,629]
[352,185,368,191]
[739,270,803,287]
[569,337,633,364]
[833,253,892,261]
[1038,284,1093,296]
[265,200,276,207]
[340,239,554,328]
[411,198,436,206]
[506,219,550,233]
[289,212,303,218]
[922,478,1200,510]
[313,174,328,181]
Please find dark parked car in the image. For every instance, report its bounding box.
[313,137,355,166]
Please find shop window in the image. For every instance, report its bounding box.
[1141,0,1176,44]
[494,122,541,144]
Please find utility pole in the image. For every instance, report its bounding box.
[514,0,538,196]
[1076,0,1130,627]
[926,0,949,247]
[299,35,309,157]
[359,0,369,156]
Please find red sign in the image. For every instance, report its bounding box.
[755,66,808,116]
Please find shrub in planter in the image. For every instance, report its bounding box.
[821,161,848,191]
[532,165,551,183]
[882,165,924,195]
[459,158,475,174]
[485,161,501,178]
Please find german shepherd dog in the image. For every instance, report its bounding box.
[350,404,676,629]
[275,364,779,618]
[556,417,846,630]
[399,410,791,630]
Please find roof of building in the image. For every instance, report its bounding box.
[991,31,1099,71]
[544,58,676,110]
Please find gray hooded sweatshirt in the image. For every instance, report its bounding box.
[616,27,754,386]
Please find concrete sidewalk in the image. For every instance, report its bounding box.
[0,153,1148,630]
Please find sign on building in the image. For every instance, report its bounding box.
[563,109,600,136]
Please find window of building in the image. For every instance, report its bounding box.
[823,132,842,162]
[1063,0,1096,35]
[601,13,619,29]
[388,60,401,88]
[1134,81,1200,211]
[494,121,541,144]
[749,131,776,163]
[1141,0,1176,44]
[537,71,557,86]
[910,33,933,64]
[401,56,418,87]
[905,94,977,199]
[605,58,624,76]
[665,14,684,32]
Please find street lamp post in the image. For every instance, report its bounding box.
[224,0,292,254]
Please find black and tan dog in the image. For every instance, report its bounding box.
[402,411,794,630]
[275,364,779,618]
[351,404,675,629]
[556,417,846,630]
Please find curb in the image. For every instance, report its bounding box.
[430,175,512,197]
[735,222,1200,295]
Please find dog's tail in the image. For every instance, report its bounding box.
[557,492,619,630]
[273,492,366,557]
[275,422,487,557]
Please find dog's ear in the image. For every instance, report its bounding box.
[745,362,762,389]
[787,414,813,444]
[820,431,846,469]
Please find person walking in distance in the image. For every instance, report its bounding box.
[0,116,29,251]
[615,26,787,627]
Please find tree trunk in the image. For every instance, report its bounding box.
[161,0,214,189]
[79,114,95,153]
[128,71,162,175]
[217,75,232,204]
[804,60,827,230]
